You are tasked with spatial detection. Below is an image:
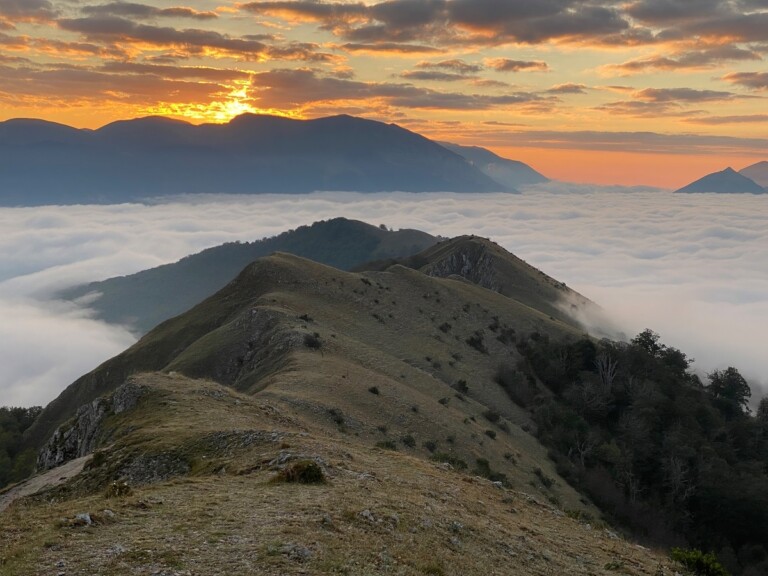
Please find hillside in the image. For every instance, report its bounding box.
[359,235,599,333]
[441,142,549,189]
[2,373,677,575]
[740,161,768,188]
[0,115,507,205]
[674,167,766,194]
[60,218,439,334]
[4,235,766,574]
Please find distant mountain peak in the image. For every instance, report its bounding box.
[675,166,766,194]
[740,160,768,188]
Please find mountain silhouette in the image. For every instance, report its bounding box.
[675,166,766,194]
[0,114,508,205]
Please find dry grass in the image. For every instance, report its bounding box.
[2,374,677,576]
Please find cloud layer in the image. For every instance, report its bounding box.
[1,189,766,408]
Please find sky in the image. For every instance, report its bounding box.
[1,0,767,187]
[1,188,766,408]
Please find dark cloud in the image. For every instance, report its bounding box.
[547,83,588,94]
[243,0,636,48]
[57,15,334,61]
[251,67,547,110]
[606,45,762,74]
[723,71,768,90]
[596,87,741,117]
[625,0,728,23]
[659,11,768,43]
[595,100,702,118]
[684,114,768,124]
[480,128,768,155]
[402,58,483,81]
[487,59,549,72]
[339,42,442,54]
[0,61,228,104]
[0,0,57,23]
[82,2,218,21]
[635,87,738,103]
[400,70,470,82]
[416,58,482,74]
[99,61,251,81]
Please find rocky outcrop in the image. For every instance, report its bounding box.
[37,379,145,471]
[421,242,500,293]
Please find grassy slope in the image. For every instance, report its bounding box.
[60,218,438,334]
[362,235,592,329]
[1,373,677,575]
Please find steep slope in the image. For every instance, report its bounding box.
[740,160,768,188]
[441,142,549,189]
[2,373,676,576]
[674,167,766,194]
[0,115,506,205]
[29,252,584,464]
[361,236,597,332]
[60,218,439,334]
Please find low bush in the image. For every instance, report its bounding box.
[277,460,326,484]
[431,452,467,470]
[670,548,729,576]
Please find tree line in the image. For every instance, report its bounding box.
[505,329,768,576]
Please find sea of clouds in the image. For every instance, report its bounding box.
[1,186,766,407]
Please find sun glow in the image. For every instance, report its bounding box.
[141,80,301,123]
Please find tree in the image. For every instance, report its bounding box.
[707,367,752,419]
[757,397,768,423]
[631,329,664,357]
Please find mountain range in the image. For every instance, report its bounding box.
[439,142,549,189]
[3,220,767,575]
[675,163,767,194]
[0,114,549,205]
[60,218,440,334]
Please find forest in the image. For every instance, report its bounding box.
[0,406,42,489]
[507,329,768,576]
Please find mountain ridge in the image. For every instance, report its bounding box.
[0,114,511,205]
[5,223,767,575]
[60,217,440,334]
[439,142,549,189]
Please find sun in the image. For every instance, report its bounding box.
[141,79,300,123]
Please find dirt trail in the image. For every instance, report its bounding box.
[0,455,91,513]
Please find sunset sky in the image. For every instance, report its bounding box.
[1,0,767,187]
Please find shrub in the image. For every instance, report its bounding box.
[670,548,730,576]
[484,430,497,440]
[431,452,467,470]
[483,409,500,423]
[495,364,537,407]
[303,333,321,349]
[423,440,438,453]
[401,434,416,448]
[474,458,507,484]
[105,481,132,498]
[533,467,554,489]
[466,331,488,354]
[455,379,469,394]
[368,386,380,395]
[277,460,326,484]
[376,440,398,451]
